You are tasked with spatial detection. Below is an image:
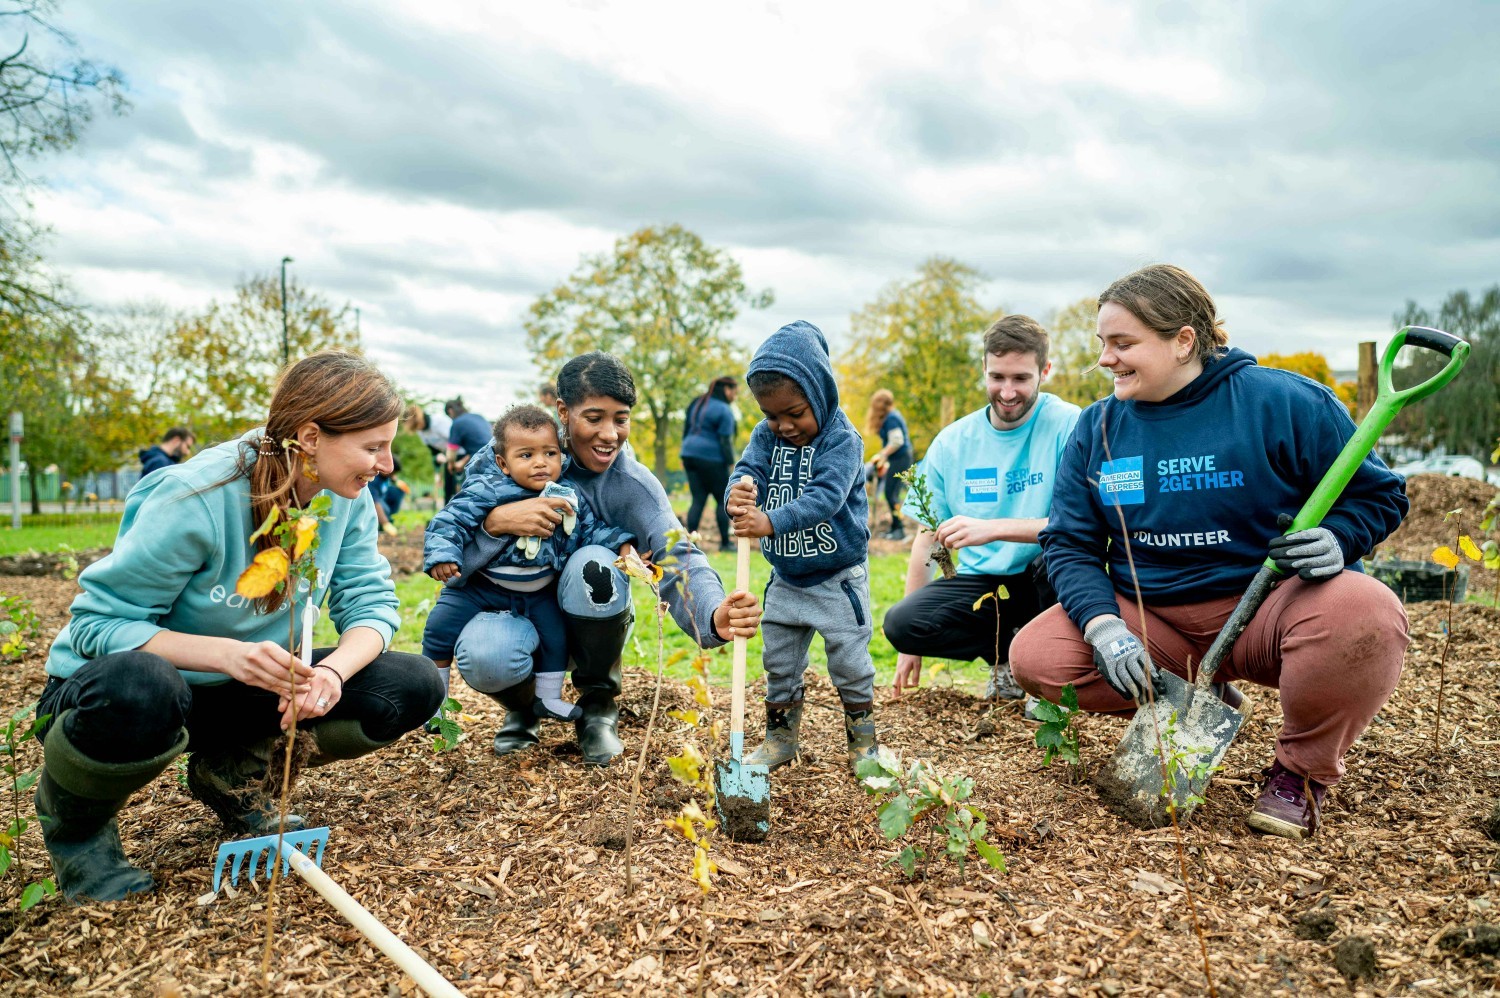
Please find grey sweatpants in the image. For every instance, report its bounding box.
[761,563,875,710]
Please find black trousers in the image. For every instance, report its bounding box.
[682,456,731,548]
[882,561,1054,665]
[37,647,444,764]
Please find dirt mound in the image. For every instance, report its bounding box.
[0,548,109,579]
[1,569,1497,996]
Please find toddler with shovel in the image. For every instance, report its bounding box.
[423,405,637,724]
[726,320,878,775]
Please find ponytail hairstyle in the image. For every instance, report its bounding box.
[1097,264,1229,367]
[235,351,402,613]
[688,375,737,434]
[865,388,895,438]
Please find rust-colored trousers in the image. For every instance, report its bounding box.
[1010,572,1408,786]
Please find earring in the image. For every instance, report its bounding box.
[302,452,320,483]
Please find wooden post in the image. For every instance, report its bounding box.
[1356,342,1377,418]
[939,396,954,429]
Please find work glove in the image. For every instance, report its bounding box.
[1084,615,1154,702]
[1268,526,1343,581]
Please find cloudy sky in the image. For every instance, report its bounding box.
[30,0,1500,416]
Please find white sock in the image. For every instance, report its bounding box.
[533,671,579,720]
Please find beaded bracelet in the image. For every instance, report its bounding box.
[313,663,344,690]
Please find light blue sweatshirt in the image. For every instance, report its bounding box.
[45,431,402,685]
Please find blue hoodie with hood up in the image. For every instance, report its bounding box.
[728,320,868,587]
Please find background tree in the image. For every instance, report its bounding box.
[1045,297,1111,408]
[1256,350,1357,414]
[164,274,361,446]
[1390,286,1500,458]
[524,224,772,478]
[836,257,1000,458]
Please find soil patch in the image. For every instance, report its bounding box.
[0,548,108,578]
[1333,935,1377,982]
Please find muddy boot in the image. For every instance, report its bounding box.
[187,737,306,835]
[745,702,803,770]
[35,710,188,903]
[491,677,541,756]
[844,707,879,773]
[570,608,631,767]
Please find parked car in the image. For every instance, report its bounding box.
[1392,455,1488,481]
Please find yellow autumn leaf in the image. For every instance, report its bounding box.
[995,584,1009,600]
[248,506,281,542]
[615,548,664,586]
[687,674,712,709]
[692,845,716,893]
[236,547,290,598]
[1431,545,1460,570]
[972,592,994,611]
[666,743,706,785]
[681,800,716,830]
[1458,535,1482,562]
[668,708,701,726]
[293,515,319,560]
[662,812,699,843]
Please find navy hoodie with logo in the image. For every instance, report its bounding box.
[727,320,868,587]
[1041,348,1409,631]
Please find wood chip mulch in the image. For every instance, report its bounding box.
[1,502,1497,995]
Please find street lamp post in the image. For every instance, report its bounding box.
[280,256,294,367]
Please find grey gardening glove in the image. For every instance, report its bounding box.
[1268,526,1343,581]
[1084,615,1154,702]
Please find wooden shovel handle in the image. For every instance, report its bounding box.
[730,533,751,738]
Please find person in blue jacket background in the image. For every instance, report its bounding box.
[680,375,740,552]
[1011,264,1409,842]
[35,352,444,902]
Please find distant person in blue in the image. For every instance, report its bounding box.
[726,320,878,775]
[445,397,491,480]
[881,315,1082,700]
[138,427,194,477]
[423,405,636,724]
[680,375,740,552]
[864,389,912,540]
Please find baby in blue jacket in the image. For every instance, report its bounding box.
[423,405,634,721]
[726,320,878,776]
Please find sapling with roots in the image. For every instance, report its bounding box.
[896,468,956,579]
[615,528,721,895]
[231,438,337,983]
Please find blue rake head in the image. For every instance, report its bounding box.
[213,826,330,892]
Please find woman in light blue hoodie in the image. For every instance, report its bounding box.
[34,352,445,902]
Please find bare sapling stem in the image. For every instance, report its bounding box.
[625,593,669,896]
[1099,423,1216,998]
[261,601,302,983]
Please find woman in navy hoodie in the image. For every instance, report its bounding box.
[1011,264,1408,842]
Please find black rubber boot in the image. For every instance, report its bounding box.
[569,607,632,767]
[746,702,803,770]
[844,707,879,773]
[491,678,542,756]
[187,738,306,836]
[885,520,906,541]
[305,719,399,768]
[35,710,188,903]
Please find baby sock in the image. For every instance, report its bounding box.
[533,671,581,721]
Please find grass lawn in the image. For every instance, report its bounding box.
[0,514,123,557]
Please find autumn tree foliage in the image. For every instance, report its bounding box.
[1256,351,1357,414]
[525,224,771,477]
[836,257,1001,459]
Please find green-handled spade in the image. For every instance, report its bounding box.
[1095,326,1470,828]
[714,526,771,842]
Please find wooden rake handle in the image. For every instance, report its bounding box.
[730,533,752,743]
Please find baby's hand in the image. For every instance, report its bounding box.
[430,562,460,582]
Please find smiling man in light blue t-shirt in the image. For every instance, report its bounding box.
[883,314,1082,697]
